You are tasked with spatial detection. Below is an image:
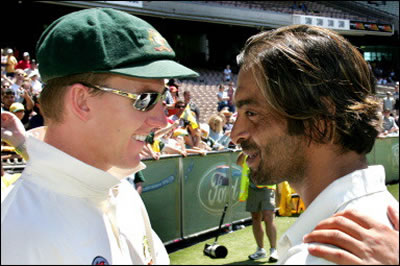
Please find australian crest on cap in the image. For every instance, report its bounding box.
[148,29,172,52]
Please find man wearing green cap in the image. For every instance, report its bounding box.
[1,7,198,265]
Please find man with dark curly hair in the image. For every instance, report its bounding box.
[231,24,399,264]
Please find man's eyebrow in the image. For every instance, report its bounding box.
[235,99,258,108]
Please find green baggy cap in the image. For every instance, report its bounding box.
[36,7,199,82]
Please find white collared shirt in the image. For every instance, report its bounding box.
[278,165,398,265]
[1,127,169,265]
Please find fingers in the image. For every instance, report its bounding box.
[387,205,399,231]
[307,244,362,265]
[304,229,364,257]
[306,209,399,265]
[308,214,365,241]
[332,209,378,229]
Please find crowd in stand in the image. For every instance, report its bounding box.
[1,46,399,163]
[1,48,44,132]
[370,59,399,86]
[139,76,237,161]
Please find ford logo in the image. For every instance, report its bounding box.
[197,163,242,214]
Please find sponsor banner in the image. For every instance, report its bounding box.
[293,15,350,30]
[140,158,181,243]
[181,153,242,237]
[350,21,393,33]
[140,152,250,243]
[94,1,143,8]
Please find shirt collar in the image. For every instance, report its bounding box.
[279,165,386,251]
[24,127,145,199]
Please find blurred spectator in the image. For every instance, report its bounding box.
[226,81,236,112]
[27,94,44,130]
[159,127,188,157]
[1,49,7,73]
[126,171,145,195]
[377,77,388,85]
[9,102,25,121]
[182,119,209,155]
[165,79,180,116]
[381,109,399,135]
[20,80,34,110]
[183,90,200,122]
[183,119,200,148]
[369,60,399,84]
[290,1,307,13]
[142,131,161,160]
[1,89,16,111]
[220,108,234,133]
[9,69,26,102]
[30,59,39,73]
[140,140,161,160]
[28,70,43,95]
[167,78,180,92]
[5,49,17,78]
[10,86,33,129]
[223,64,232,82]
[142,121,182,159]
[299,2,308,13]
[208,114,231,149]
[15,52,31,70]
[383,91,395,111]
[387,69,396,84]
[217,83,229,112]
[168,100,186,126]
[1,80,11,95]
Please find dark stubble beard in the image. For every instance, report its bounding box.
[242,134,307,186]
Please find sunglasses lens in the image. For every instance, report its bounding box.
[134,93,160,111]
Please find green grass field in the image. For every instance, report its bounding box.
[169,183,399,265]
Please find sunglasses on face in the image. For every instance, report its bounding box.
[176,105,186,109]
[81,82,167,112]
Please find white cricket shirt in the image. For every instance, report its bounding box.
[1,127,170,265]
[278,165,398,265]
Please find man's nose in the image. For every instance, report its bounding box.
[230,116,249,145]
[146,101,168,129]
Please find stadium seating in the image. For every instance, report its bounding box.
[178,68,238,123]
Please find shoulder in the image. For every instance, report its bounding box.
[338,190,397,227]
[2,189,63,263]
[2,178,109,264]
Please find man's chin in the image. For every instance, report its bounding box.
[250,168,279,186]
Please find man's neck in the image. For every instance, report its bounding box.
[44,123,110,172]
[290,145,368,207]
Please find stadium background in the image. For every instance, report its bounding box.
[2,0,399,123]
[2,0,399,257]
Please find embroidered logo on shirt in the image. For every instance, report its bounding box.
[143,235,153,265]
[92,256,109,265]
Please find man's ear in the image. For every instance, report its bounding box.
[67,83,92,122]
